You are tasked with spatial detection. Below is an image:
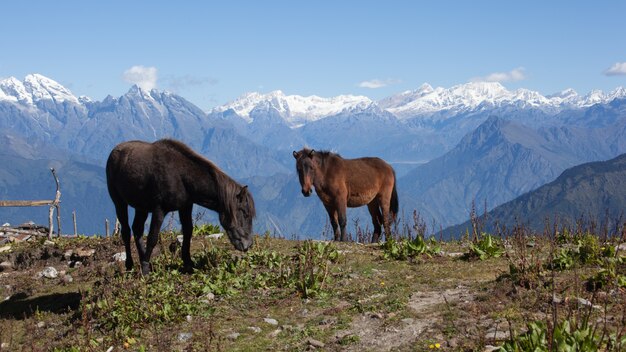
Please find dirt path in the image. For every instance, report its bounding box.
[334,287,473,351]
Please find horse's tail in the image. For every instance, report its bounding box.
[390,171,399,221]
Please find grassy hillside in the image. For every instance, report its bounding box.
[0,226,625,351]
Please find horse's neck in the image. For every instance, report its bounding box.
[315,156,338,190]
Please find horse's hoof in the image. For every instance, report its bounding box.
[125,260,134,271]
[140,261,152,275]
[182,265,195,274]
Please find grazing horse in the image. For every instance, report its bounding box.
[293,148,398,242]
[106,139,255,274]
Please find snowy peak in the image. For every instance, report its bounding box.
[213,90,373,127]
[0,74,80,105]
[380,81,626,118]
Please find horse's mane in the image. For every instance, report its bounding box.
[156,139,256,219]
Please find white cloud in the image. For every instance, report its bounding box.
[358,78,400,89]
[605,62,626,76]
[472,67,526,83]
[123,65,158,91]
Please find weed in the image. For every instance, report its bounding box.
[465,233,505,261]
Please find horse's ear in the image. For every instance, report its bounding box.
[292,150,299,159]
[237,185,248,200]
[308,149,315,157]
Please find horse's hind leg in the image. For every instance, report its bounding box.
[142,208,165,275]
[178,205,194,273]
[323,204,340,241]
[367,201,383,243]
[379,194,393,242]
[132,210,149,273]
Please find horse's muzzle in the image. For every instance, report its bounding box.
[302,189,312,197]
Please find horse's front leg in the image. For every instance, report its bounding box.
[338,208,348,242]
[141,208,165,275]
[179,205,194,273]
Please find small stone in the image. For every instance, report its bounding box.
[307,338,325,348]
[112,252,126,262]
[0,245,12,253]
[552,294,562,304]
[40,267,58,279]
[178,332,193,342]
[63,250,74,259]
[44,240,55,246]
[484,345,500,352]
[616,243,626,251]
[76,248,95,257]
[248,326,261,333]
[61,274,73,284]
[177,235,184,244]
[268,329,281,338]
[207,233,224,239]
[0,261,13,272]
[186,315,193,322]
[1,342,9,349]
[370,312,384,319]
[301,308,309,317]
[226,332,240,341]
[205,292,215,301]
[264,318,278,325]
[71,261,82,268]
[37,321,46,328]
[485,329,510,341]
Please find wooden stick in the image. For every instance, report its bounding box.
[0,200,54,207]
[51,168,61,237]
[73,211,77,237]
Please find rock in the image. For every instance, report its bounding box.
[177,235,184,244]
[37,321,46,328]
[485,328,510,341]
[61,274,73,284]
[205,292,215,301]
[300,308,309,317]
[112,252,126,262]
[186,315,193,322]
[40,267,58,279]
[264,318,278,325]
[307,338,325,348]
[226,332,240,341]
[178,332,193,342]
[576,297,601,310]
[207,233,224,239]
[71,261,82,268]
[615,243,626,251]
[0,245,11,253]
[44,240,55,246]
[268,329,281,338]
[75,248,95,258]
[0,261,13,272]
[63,249,74,259]
[484,345,500,352]
[248,326,261,333]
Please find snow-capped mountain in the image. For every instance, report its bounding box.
[212,90,373,127]
[378,81,626,119]
[0,74,80,105]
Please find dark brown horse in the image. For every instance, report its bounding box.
[293,148,398,242]
[106,139,255,274]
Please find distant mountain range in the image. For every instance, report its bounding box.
[444,153,626,237]
[1,74,625,236]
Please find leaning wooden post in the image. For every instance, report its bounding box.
[50,168,61,237]
[105,219,110,238]
[72,211,77,237]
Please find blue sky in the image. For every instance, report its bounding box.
[1,1,625,110]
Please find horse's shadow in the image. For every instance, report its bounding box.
[0,291,82,319]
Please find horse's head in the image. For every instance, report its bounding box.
[293,148,317,197]
[220,185,256,252]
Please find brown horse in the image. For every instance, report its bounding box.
[106,139,255,274]
[293,148,398,242]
